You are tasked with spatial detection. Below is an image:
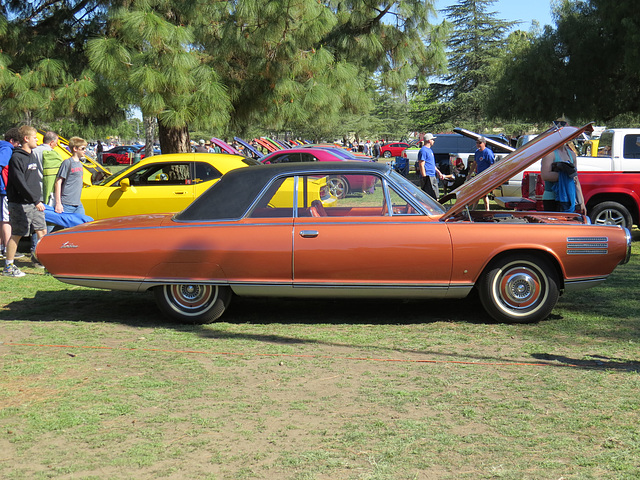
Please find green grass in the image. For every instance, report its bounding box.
[1,234,639,479]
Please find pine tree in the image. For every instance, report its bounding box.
[435,0,514,125]
[199,0,449,137]
[0,1,115,129]
[86,1,233,153]
[1,0,449,145]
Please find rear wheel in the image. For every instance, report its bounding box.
[327,175,349,199]
[589,201,632,229]
[478,253,559,323]
[154,284,232,324]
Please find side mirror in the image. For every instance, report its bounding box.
[120,177,131,191]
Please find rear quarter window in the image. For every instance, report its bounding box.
[195,162,222,182]
[622,135,640,159]
[597,132,614,157]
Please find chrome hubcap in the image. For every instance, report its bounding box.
[504,272,536,303]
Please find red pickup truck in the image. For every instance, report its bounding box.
[501,171,639,230]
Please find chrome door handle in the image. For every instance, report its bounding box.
[299,230,319,238]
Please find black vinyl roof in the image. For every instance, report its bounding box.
[175,161,391,221]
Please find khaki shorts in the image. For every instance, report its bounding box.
[8,202,46,237]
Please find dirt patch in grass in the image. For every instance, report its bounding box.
[3,310,639,479]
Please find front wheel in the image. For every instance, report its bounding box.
[383,151,392,158]
[478,254,559,323]
[154,284,232,324]
[589,201,632,229]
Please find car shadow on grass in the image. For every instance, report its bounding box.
[223,294,494,325]
[530,353,640,373]
[0,288,494,326]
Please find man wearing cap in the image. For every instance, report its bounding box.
[417,133,443,200]
[472,137,495,210]
[195,139,208,153]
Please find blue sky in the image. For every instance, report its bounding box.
[434,0,555,29]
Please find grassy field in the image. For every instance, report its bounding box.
[1,232,639,479]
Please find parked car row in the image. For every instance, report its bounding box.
[260,147,375,198]
[100,144,162,165]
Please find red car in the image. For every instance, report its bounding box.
[261,148,375,198]
[380,142,410,158]
[101,145,145,165]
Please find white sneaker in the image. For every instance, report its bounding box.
[3,264,26,277]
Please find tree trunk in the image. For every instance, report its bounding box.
[144,116,157,157]
[158,121,191,154]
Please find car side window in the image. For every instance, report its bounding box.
[623,135,640,159]
[301,174,400,218]
[248,177,294,218]
[194,162,222,183]
[386,184,420,215]
[329,176,416,217]
[126,163,191,186]
[267,153,301,164]
[300,153,319,162]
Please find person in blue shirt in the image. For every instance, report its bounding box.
[417,134,444,200]
[472,137,495,210]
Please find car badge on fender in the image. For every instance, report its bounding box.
[60,241,79,249]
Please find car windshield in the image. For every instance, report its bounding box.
[388,170,445,215]
[97,170,121,185]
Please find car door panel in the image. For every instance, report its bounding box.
[217,219,295,294]
[292,216,453,290]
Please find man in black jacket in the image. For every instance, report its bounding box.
[3,125,45,277]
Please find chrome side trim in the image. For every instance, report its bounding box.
[55,276,145,292]
[56,276,475,299]
[232,283,473,299]
[567,249,609,255]
[567,236,609,255]
[567,236,609,242]
[563,277,608,292]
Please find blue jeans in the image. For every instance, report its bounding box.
[62,203,86,216]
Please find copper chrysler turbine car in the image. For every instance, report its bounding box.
[36,124,631,324]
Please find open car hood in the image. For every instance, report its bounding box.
[453,127,515,154]
[440,123,594,221]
